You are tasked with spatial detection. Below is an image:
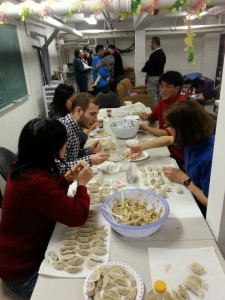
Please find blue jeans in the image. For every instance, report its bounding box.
[3,271,38,299]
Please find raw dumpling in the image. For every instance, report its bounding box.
[85,282,95,297]
[124,287,137,300]
[171,289,184,300]
[60,246,76,255]
[102,288,120,300]
[88,268,101,282]
[143,179,148,186]
[176,188,184,194]
[79,226,94,233]
[83,221,95,227]
[62,240,77,246]
[67,256,84,266]
[51,261,66,270]
[107,266,126,279]
[90,239,106,248]
[84,257,99,270]
[164,185,172,192]
[77,236,92,243]
[47,250,58,261]
[187,274,207,288]
[92,246,108,256]
[78,249,90,256]
[178,284,188,299]
[190,261,205,275]
[127,273,136,288]
[78,242,91,250]
[60,254,76,261]
[183,278,203,298]
[64,265,83,273]
[114,277,129,288]
[89,254,104,263]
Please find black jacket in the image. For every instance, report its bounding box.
[113,51,124,77]
[142,48,166,76]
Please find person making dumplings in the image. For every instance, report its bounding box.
[0,118,92,299]
[127,100,215,217]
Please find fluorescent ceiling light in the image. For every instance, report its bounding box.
[84,14,97,25]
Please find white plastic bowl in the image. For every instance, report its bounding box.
[110,119,139,139]
[125,139,139,147]
[101,189,169,238]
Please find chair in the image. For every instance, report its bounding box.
[0,147,17,181]
[117,82,154,109]
[95,90,121,109]
[120,78,147,95]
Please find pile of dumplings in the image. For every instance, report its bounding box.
[172,261,207,299]
[138,165,184,198]
[86,138,117,150]
[87,180,113,204]
[85,264,137,300]
[46,210,109,274]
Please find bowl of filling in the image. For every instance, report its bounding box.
[110,119,139,139]
[101,189,169,238]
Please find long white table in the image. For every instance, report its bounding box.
[31,110,225,300]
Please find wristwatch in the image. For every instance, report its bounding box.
[183,178,191,187]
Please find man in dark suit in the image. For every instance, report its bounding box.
[142,36,166,108]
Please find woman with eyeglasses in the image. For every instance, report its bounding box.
[127,100,215,217]
[0,118,92,299]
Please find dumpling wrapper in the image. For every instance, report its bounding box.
[183,278,203,298]
[64,265,83,273]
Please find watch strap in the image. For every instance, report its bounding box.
[183,178,191,187]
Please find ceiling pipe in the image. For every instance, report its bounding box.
[145,23,225,31]
[3,0,225,18]
[28,16,83,37]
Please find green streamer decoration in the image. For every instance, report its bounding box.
[19,5,30,22]
[131,0,141,13]
[170,0,187,12]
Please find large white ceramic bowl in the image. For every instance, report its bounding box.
[101,189,169,238]
[110,119,139,139]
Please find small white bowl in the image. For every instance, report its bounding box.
[125,139,139,147]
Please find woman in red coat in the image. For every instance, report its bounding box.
[0,118,92,299]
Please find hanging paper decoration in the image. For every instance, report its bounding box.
[0,4,7,24]
[119,0,141,19]
[169,0,187,12]
[184,17,196,63]
[66,0,83,17]
[143,0,159,15]
[19,3,30,21]
[39,0,55,18]
[131,0,141,14]
[91,0,108,14]
[189,0,208,17]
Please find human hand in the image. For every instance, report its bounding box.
[163,167,189,184]
[90,121,99,131]
[89,140,102,153]
[91,152,109,165]
[64,161,88,183]
[139,123,149,131]
[77,164,92,186]
[126,143,143,157]
[139,112,149,121]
